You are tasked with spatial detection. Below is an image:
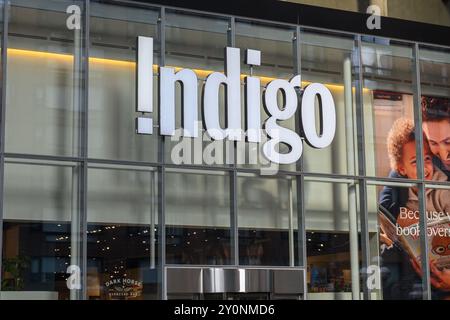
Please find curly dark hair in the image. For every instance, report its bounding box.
[421,96,450,122]
[387,117,432,171]
[387,118,415,171]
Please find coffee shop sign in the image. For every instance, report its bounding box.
[135,36,336,165]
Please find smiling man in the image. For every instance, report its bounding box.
[422,96,450,175]
[385,118,449,216]
[378,97,450,299]
[379,96,450,219]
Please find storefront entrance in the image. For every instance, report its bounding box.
[165,267,305,300]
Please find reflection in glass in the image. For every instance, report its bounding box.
[301,30,358,176]
[368,184,423,300]
[235,22,296,172]
[420,47,450,299]
[6,0,84,156]
[425,188,450,300]
[164,11,230,166]
[87,224,158,300]
[307,232,354,293]
[361,38,415,178]
[2,162,78,300]
[420,47,450,177]
[87,167,159,300]
[165,11,228,72]
[166,226,230,265]
[165,170,231,265]
[305,180,359,299]
[238,175,297,266]
[88,2,159,162]
[2,222,71,299]
[235,21,294,78]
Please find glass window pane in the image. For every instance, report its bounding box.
[236,21,294,79]
[165,11,228,72]
[164,11,231,167]
[425,187,450,300]
[165,169,231,265]
[236,22,296,172]
[361,37,417,179]
[301,30,358,176]
[237,174,297,266]
[87,166,159,300]
[305,180,360,299]
[419,49,450,300]
[420,47,450,299]
[88,2,159,162]
[368,183,424,300]
[2,161,79,300]
[419,47,450,177]
[5,0,85,156]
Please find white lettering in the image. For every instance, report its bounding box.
[136,37,337,165]
[263,76,303,164]
[301,83,336,149]
[160,67,198,137]
[203,47,242,141]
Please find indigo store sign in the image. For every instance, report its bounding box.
[135,36,336,165]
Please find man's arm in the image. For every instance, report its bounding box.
[378,170,404,221]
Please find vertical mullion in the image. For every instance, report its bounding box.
[294,26,306,273]
[412,42,431,300]
[157,6,167,300]
[150,171,156,269]
[79,0,90,301]
[228,16,235,47]
[228,16,239,267]
[0,0,7,152]
[355,35,371,300]
[288,177,294,267]
[230,168,238,266]
[69,0,88,301]
[343,47,360,300]
[0,0,9,296]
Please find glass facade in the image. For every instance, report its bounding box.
[0,0,449,301]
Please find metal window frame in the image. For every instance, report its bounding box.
[79,0,90,301]
[157,5,166,300]
[412,42,431,300]
[354,34,371,300]
[0,0,448,301]
[293,26,307,274]
[227,16,239,269]
[0,0,8,296]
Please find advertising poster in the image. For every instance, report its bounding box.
[374,94,450,299]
